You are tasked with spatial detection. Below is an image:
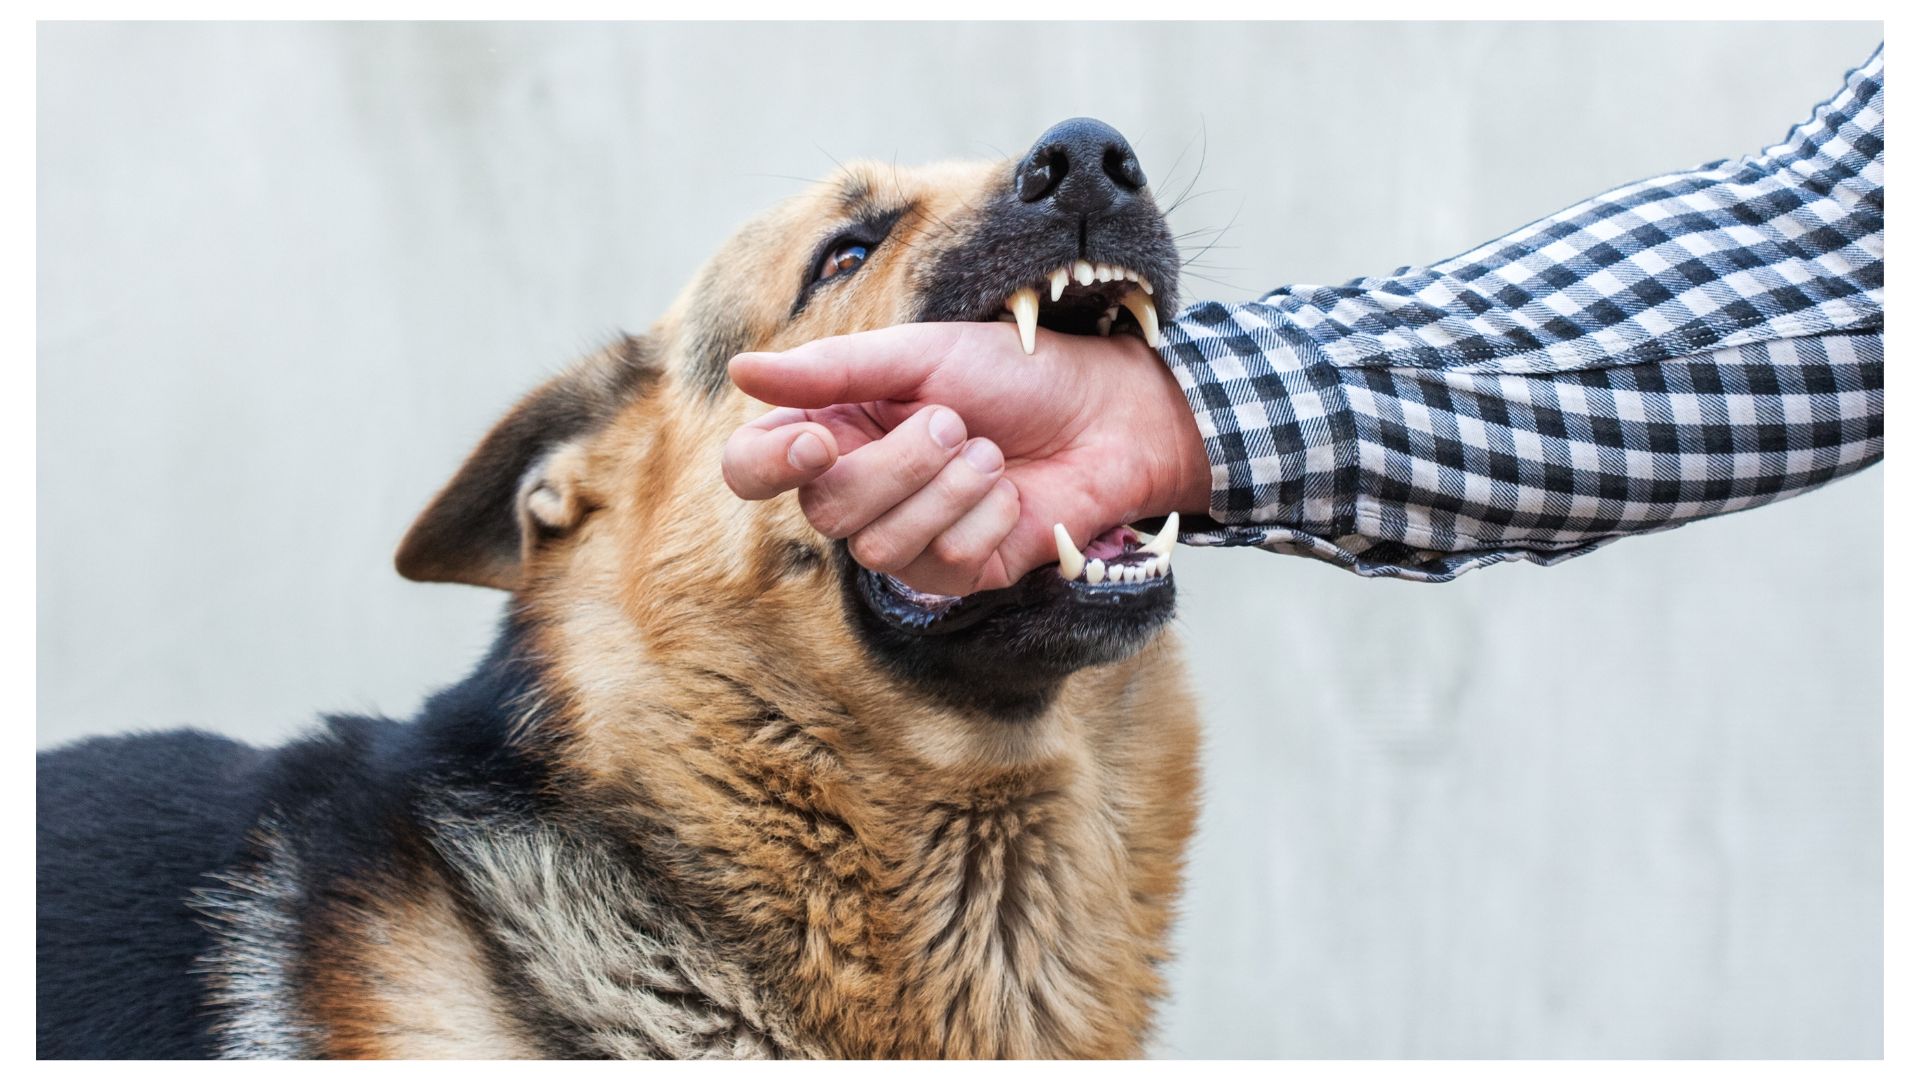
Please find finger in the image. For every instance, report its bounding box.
[799,405,967,538]
[728,323,966,408]
[846,439,1006,578]
[742,406,810,432]
[721,418,839,501]
[889,477,1022,596]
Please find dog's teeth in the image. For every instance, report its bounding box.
[1143,511,1179,556]
[1157,553,1171,576]
[1095,263,1113,282]
[1124,268,1139,283]
[1096,312,1113,336]
[1053,523,1086,580]
[1120,291,1161,347]
[1049,267,1069,303]
[1010,287,1040,355]
[1139,277,1154,296]
[1086,558,1106,584]
[1073,259,1095,287]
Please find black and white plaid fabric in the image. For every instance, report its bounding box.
[1159,46,1885,582]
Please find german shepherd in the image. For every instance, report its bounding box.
[38,117,1199,1059]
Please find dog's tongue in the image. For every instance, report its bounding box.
[1082,525,1137,562]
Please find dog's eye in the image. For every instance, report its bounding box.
[815,241,870,282]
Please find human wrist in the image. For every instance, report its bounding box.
[1143,348,1212,520]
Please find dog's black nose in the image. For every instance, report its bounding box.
[1014,117,1148,217]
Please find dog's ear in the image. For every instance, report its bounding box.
[395,335,661,590]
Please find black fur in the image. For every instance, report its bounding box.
[910,176,1180,329]
[36,617,560,1059]
[836,544,1176,720]
[37,730,268,1058]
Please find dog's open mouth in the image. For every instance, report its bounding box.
[864,507,1175,626]
[987,259,1162,354]
[859,509,1178,638]
[856,254,1179,640]
[857,255,1178,637]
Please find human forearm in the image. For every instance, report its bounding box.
[1156,47,1884,581]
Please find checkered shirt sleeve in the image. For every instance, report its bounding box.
[1159,47,1884,582]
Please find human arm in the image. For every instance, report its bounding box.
[723,47,1883,590]
[1150,45,1885,580]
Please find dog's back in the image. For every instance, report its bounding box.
[37,730,268,1057]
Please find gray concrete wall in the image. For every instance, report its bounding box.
[38,21,1882,1058]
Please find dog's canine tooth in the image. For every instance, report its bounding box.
[1049,267,1069,303]
[1010,287,1040,355]
[1086,558,1106,584]
[1143,511,1179,556]
[1120,291,1161,347]
[1073,259,1095,287]
[1053,523,1087,580]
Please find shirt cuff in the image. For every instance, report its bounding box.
[1157,300,1358,536]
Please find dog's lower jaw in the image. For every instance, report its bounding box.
[839,547,1178,721]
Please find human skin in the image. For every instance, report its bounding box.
[723,320,1212,597]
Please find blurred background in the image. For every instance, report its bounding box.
[38,21,1882,1058]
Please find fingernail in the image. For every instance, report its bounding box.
[787,431,830,470]
[962,438,1003,474]
[927,407,965,451]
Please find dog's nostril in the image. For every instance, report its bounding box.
[1015,117,1147,217]
[1016,148,1069,204]
[1103,145,1147,192]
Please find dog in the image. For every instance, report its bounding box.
[37,117,1200,1059]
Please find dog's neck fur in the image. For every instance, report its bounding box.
[511,582,1198,1059]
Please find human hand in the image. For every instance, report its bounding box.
[722,321,1210,596]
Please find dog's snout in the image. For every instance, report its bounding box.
[1013,117,1148,218]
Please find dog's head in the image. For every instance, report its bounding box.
[395,118,1182,727]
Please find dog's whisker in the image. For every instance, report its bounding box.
[1156,128,1203,193]
[1159,118,1209,216]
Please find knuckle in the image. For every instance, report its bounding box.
[926,533,982,571]
[849,532,905,574]
[799,490,852,539]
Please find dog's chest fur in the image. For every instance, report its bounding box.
[198,723,1184,1060]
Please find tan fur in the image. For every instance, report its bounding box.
[308,880,543,1059]
[358,159,1201,1058]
